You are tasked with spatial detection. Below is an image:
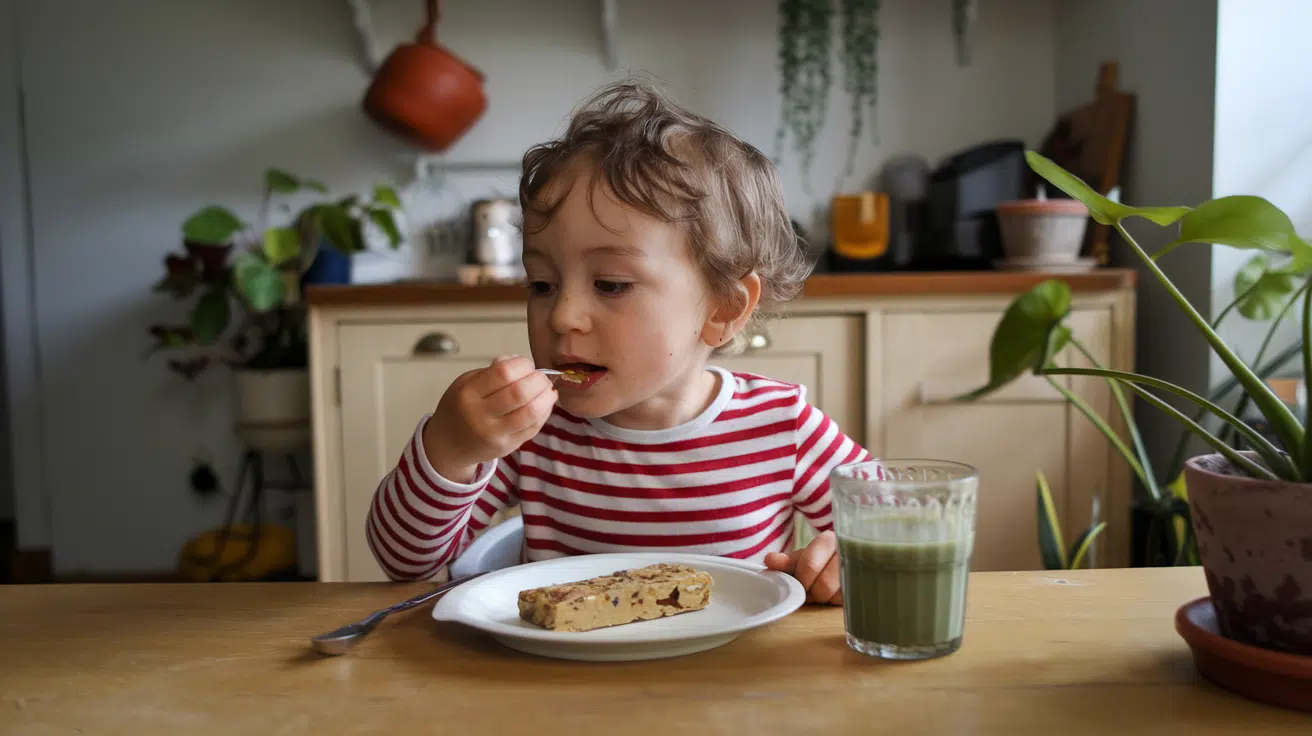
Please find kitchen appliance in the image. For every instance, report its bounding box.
[919,139,1027,270]
[457,197,525,285]
[362,0,487,152]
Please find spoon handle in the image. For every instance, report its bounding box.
[310,572,486,655]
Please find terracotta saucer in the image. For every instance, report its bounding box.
[1175,596,1312,712]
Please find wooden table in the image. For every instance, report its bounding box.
[1,567,1305,734]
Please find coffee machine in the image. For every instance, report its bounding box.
[918,139,1027,270]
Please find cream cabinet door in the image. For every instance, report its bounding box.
[338,320,531,582]
[881,308,1113,572]
[714,314,865,549]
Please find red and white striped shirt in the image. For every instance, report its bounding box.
[366,366,868,581]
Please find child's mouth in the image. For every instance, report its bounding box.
[555,362,607,389]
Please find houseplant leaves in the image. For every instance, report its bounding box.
[953,279,1072,401]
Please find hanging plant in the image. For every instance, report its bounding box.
[775,0,834,181]
[776,0,881,184]
[952,0,978,66]
[838,0,880,178]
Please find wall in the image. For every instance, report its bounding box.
[1054,0,1219,476]
[1210,0,1312,388]
[1,0,43,536]
[11,0,1057,573]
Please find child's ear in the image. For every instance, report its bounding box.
[702,272,762,348]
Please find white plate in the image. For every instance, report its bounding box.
[431,552,806,661]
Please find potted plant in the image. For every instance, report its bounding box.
[959,150,1312,656]
[149,168,403,452]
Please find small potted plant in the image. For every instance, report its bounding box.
[960,150,1312,656]
[149,168,403,452]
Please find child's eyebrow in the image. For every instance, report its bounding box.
[584,244,647,260]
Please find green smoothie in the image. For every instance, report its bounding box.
[838,532,973,652]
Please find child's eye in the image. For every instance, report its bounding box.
[528,281,555,296]
[595,280,632,296]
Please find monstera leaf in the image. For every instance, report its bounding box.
[953,280,1072,401]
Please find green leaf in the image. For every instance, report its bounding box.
[262,226,301,266]
[265,168,301,194]
[1025,151,1191,227]
[1067,521,1106,570]
[953,280,1072,401]
[372,184,402,209]
[1233,253,1296,320]
[232,252,283,312]
[190,288,230,344]
[1036,472,1067,570]
[303,178,328,194]
[320,207,362,253]
[1276,236,1312,275]
[1164,195,1301,254]
[369,208,404,248]
[182,206,244,244]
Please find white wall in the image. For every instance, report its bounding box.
[11,0,1058,573]
[1054,0,1219,476]
[1211,0,1312,385]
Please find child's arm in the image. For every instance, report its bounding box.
[764,391,870,604]
[364,417,522,581]
[791,399,870,532]
[366,354,556,581]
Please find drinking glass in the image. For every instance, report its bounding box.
[830,459,979,660]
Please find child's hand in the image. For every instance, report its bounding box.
[422,354,557,483]
[764,530,842,605]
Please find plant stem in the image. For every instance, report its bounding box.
[1043,366,1299,481]
[1301,281,1312,477]
[1044,375,1150,488]
[1212,280,1309,450]
[1113,222,1305,458]
[1069,338,1159,499]
[1211,277,1261,329]
[1118,381,1279,481]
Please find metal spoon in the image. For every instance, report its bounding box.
[310,572,486,655]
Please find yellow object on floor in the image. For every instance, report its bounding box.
[178,523,298,582]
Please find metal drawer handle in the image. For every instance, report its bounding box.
[413,332,459,356]
[746,333,770,350]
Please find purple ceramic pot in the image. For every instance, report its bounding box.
[1184,453,1312,655]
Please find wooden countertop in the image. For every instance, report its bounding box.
[2,567,1301,734]
[304,269,1137,307]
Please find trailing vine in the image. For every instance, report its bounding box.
[839,0,880,178]
[776,0,882,186]
[775,0,834,183]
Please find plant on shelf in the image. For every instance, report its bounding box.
[148,168,403,453]
[149,168,403,379]
[958,150,1312,657]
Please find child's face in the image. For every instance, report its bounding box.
[521,165,725,429]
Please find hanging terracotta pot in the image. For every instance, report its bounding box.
[362,0,487,152]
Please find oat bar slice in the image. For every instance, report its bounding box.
[517,562,713,632]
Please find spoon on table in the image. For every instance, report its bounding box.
[310,572,487,656]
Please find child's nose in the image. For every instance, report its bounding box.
[549,293,591,334]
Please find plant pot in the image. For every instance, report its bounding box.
[1184,452,1312,656]
[234,368,311,454]
[996,198,1089,263]
[301,242,352,286]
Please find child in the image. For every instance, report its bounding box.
[366,79,869,605]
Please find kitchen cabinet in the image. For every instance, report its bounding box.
[308,272,1136,582]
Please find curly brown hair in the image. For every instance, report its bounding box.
[518,78,811,344]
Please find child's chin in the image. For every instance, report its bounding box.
[554,391,615,419]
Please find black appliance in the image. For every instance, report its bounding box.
[918,139,1027,270]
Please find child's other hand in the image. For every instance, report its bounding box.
[422,354,557,482]
[764,530,842,605]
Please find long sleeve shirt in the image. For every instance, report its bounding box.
[365,366,869,581]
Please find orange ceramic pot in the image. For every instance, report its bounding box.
[362,0,487,152]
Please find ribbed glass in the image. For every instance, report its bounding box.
[830,459,979,660]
